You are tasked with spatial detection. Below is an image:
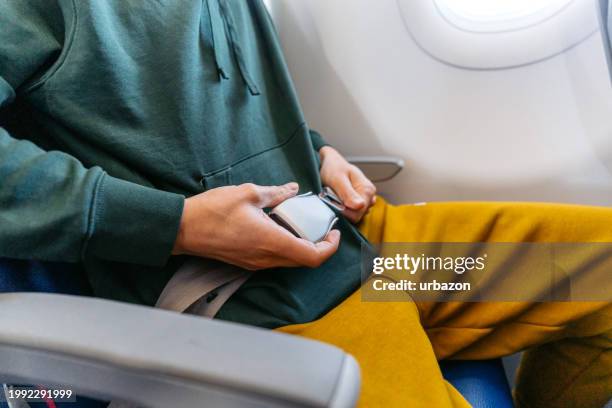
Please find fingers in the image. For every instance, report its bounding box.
[245,182,299,208]
[299,229,341,267]
[313,229,342,260]
[342,207,364,224]
[274,227,341,268]
[349,167,376,203]
[332,173,366,210]
[332,167,376,223]
[216,219,340,270]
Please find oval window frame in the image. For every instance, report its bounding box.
[397,0,599,70]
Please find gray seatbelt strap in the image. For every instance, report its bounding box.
[156,257,251,317]
[184,273,250,317]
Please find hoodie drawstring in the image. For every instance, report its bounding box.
[203,0,260,96]
[205,0,229,80]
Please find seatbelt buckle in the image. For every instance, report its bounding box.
[319,186,346,212]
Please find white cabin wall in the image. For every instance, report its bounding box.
[268,0,612,205]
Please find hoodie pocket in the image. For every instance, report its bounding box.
[200,125,321,192]
[201,166,233,190]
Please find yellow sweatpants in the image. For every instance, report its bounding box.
[277,199,612,408]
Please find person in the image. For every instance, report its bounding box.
[0,1,609,407]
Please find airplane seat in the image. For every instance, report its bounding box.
[440,359,514,408]
[0,258,92,296]
[0,263,514,408]
[0,260,361,408]
[0,257,512,408]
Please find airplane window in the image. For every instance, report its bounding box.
[397,0,598,69]
[434,0,574,33]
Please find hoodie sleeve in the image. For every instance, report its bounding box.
[0,0,184,266]
[309,129,329,151]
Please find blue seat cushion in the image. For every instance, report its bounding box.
[440,359,514,408]
[0,258,92,295]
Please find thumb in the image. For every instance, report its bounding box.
[334,176,365,210]
[256,182,299,208]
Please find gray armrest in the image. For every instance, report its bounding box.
[0,293,360,408]
[347,156,404,182]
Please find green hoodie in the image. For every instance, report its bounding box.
[0,0,366,328]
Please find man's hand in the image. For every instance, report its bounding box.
[319,146,376,223]
[172,182,341,270]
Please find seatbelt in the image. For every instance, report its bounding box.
[156,257,251,317]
